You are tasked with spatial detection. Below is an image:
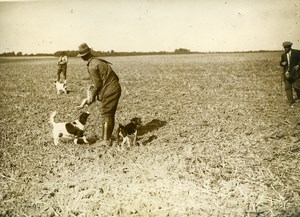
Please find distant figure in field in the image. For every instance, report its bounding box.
[57,51,68,84]
[280,41,300,107]
[77,43,121,146]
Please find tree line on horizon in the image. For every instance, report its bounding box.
[0,48,191,57]
[0,48,281,57]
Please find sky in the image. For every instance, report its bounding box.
[0,0,299,54]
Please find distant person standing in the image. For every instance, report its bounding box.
[77,43,121,146]
[57,51,68,84]
[280,41,300,107]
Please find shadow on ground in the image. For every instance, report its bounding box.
[138,119,167,145]
[87,119,167,146]
[138,119,167,136]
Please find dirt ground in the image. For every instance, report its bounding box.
[0,52,300,216]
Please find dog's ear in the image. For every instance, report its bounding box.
[131,117,142,125]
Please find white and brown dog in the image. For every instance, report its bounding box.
[55,81,67,95]
[117,118,142,148]
[50,111,90,145]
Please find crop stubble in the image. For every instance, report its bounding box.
[0,53,300,216]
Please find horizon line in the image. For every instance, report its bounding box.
[0,49,283,56]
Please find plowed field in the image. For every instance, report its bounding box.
[1,53,300,216]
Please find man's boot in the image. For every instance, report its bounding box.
[101,120,113,146]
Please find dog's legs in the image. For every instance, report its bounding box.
[125,137,131,148]
[82,136,89,144]
[53,137,59,146]
[52,130,59,145]
[121,138,127,150]
[73,136,88,145]
[133,131,137,146]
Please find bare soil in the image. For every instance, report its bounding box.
[0,53,300,216]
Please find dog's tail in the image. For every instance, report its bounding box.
[50,111,57,125]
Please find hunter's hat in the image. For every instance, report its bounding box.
[77,43,92,57]
[282,41,293,47]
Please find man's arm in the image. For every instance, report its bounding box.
[288,50,300,72]
[295,50,300,69]
[87,60,103,104]
[280,53,287,67]
[59,56,68,65]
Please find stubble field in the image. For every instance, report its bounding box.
[0,52,300,217]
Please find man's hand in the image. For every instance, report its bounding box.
[86,86,95,105]
[86,99,94,105]
[86,94,94,105]
[281,61,287,66]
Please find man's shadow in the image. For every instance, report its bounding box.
[138,119,167,145]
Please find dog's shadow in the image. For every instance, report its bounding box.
[138,119,166,145]
[138,119,167,136]
[141,135,158,146]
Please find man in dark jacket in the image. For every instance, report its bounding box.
[280,41,300,107]
[77,43,121,146]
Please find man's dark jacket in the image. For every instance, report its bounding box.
[280,49,300,83]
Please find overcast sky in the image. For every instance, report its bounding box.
[0,0,299,54]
